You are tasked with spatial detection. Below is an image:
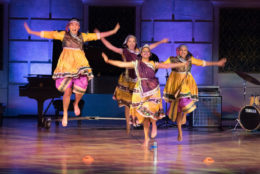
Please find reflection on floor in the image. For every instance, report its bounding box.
[0,118,260,174]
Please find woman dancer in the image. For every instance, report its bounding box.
[102,45,188,147]
[163,45,227,141]
[24,18,120,127]
[98,34,168,135]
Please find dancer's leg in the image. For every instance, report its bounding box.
[62,88,72,127]
[181,113,187,125]
[74,93,83,116]
[125,106,130,134]
[176,112,183,141]
[151,119,157,138]
[143,118,151,148]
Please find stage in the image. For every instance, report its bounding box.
[0,118,260,174]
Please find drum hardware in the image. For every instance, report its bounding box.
[234,105,260,131]
[235,71,260,86]
[250,95,260,106]
[234,72,260,130]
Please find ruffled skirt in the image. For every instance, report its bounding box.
[52,48,93,80]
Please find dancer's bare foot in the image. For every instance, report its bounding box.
[142,138,150,148]
[62,112,68,127]
[73,103,80,116]
[177,133,183,141]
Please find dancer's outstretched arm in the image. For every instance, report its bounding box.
[24,22,41,37]
[204,58,227,67]
[100,37,123,55]
[102,52,134,68]
[149,38,169,50]
[99,23,120,39]
[156,61,188,69]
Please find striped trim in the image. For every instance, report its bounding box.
[163,92,198,101]
[117,85,134,93]
[73,85,86,94]
[136,106,165,120]
[40,31,44,38]
[117,100,131,108]
[202,60,206,67]
[63,47,81,50]
[52,67,94,80]
[58,78,72,92]
[182,101,196,114]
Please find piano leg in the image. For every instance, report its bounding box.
[37,99,44,127]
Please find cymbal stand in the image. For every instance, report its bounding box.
[234,80,247,130]
[243,80,247,106]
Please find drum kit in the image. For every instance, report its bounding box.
[235,71,260,131]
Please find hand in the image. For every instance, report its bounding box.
[113,23,120,33]
[160,38,169,43]
[102,52,109,63]
[24,22,31,34]
[94,28,100,33]
[218,58,227,67]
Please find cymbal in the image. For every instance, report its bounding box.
[235,71,260,85]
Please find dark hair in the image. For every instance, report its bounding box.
[186,51,193,60]
[69,17,80,23]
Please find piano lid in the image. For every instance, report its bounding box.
[23,74,54,88]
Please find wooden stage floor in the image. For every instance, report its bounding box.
[0,118,260,174]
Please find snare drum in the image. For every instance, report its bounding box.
[249,95,260,106]
[238,105,260,131]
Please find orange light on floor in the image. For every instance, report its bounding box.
[203,157,215,165]
[82,155,94,165]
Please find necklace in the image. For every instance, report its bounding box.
[70,32,81,42]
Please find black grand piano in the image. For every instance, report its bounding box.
[19,74,119,127]
[19,75,63,127]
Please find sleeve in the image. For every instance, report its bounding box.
[149,61,157,69]
[132,60,138,67]
[163,57,171,64]
[191,56,206,67]
[82,33,100,42]
[40,31,65,40]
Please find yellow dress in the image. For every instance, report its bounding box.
[40,31,99,80]
[113,48,138,107]
[163,56,206,121]
[130,60,165,125]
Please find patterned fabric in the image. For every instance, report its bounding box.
[40,31,98,80]
[113,74,136,107]
[163,56,205,121]
[113,48,139,107]
[55,75,88,94]
[130,60,165,126]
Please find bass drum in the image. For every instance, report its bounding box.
[239,105,260,131]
